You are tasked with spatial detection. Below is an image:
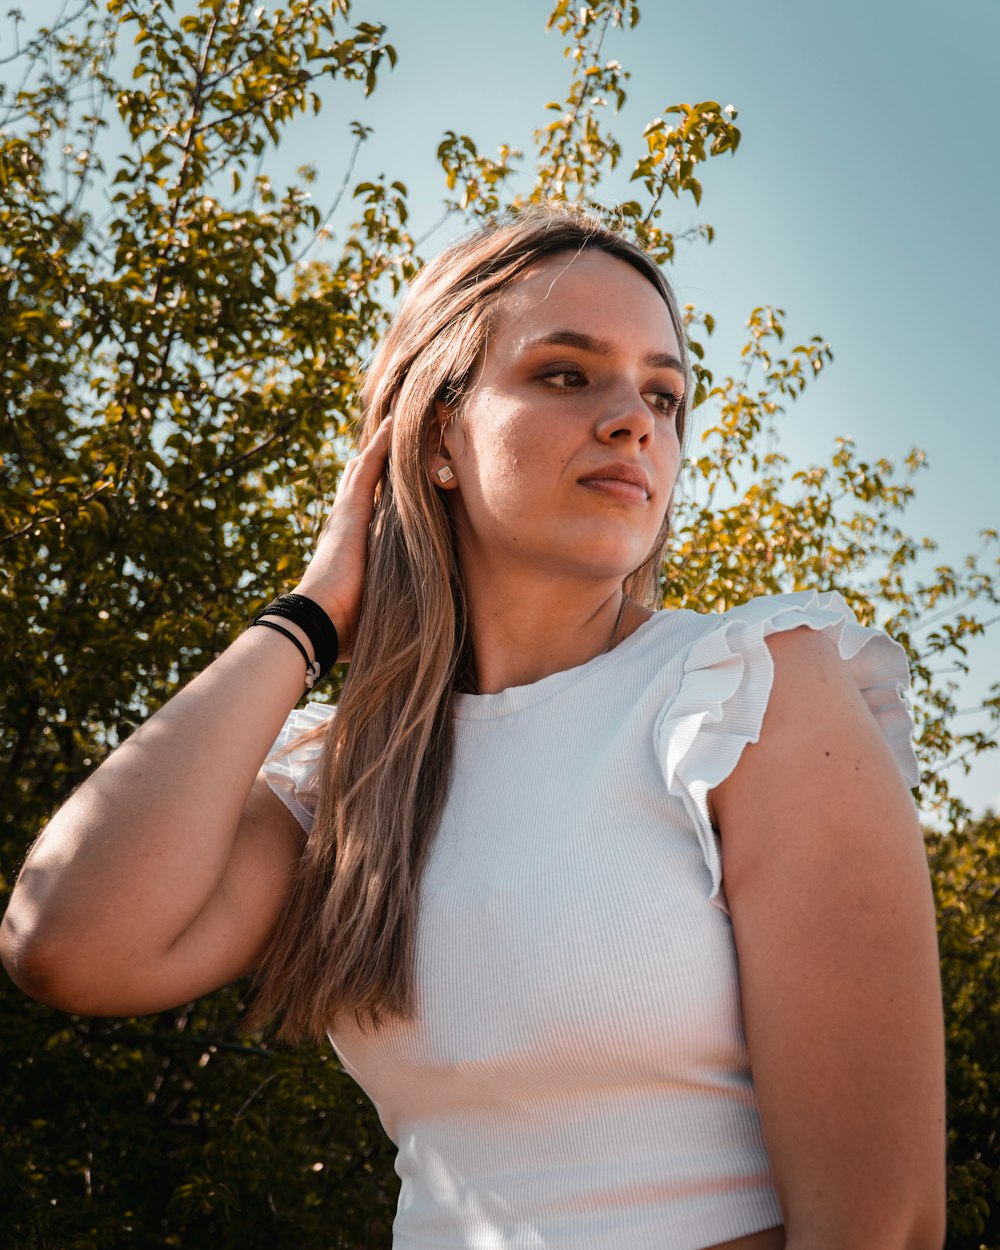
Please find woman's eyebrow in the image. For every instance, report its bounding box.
[523,329,685,375]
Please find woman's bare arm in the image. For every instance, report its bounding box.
[712,628,946,1250]
[1,635,309,1014]
[0,417,393,1015]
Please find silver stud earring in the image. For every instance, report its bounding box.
[435,466,455,484]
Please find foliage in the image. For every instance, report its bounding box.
[931,810,1000,1250]
[0,988,396,1249]
[0,1,996,1245]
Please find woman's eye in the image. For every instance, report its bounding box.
[541,368,586,389]
[645,389,683,417]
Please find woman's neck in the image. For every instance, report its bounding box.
[459,570,650,695]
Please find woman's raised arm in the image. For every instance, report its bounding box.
[713,627,946,1250]
[0,417,393,1017]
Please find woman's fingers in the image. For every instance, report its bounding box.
[357,412,393,476]
[293,416,395,653]
[336,416,390,495]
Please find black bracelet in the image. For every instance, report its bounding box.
[251,593,339,677]
[250,619,322,690]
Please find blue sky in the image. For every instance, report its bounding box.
[12,0,998,812]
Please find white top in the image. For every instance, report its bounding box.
[263,590,919,1250]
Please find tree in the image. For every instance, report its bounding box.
[1,2,997,1245]
[930,810,1000,1250]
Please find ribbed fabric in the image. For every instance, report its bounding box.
[262,590,919,1250]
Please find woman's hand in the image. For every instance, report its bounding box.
[293,415,393,660]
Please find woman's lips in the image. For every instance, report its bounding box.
[579,477,650,504]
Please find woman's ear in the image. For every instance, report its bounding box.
[426,401,462,489]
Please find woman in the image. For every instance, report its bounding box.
[1,208,945,1249]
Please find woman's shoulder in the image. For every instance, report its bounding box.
[649,587,919,910]
[651,588,916,753]
[658,586,875,632]
[645,587,909,667]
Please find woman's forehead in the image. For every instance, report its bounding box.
[491,249,679,352]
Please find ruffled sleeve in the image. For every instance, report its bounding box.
[654,590,920,912]
[260,701,337,832]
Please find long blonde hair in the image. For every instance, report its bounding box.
[250,206,691,1042]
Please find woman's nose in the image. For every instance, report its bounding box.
[594,384,655,444]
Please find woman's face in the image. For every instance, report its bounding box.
[437,248,685,589]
